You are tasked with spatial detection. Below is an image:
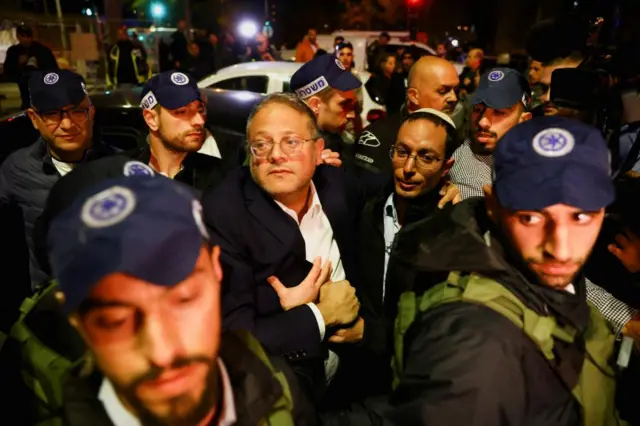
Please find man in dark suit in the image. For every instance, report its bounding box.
[203,93,364,403]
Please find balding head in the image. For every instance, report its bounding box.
[407,56,459,115]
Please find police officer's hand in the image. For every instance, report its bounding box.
[438,180,461,209]
[268,257,332,311]
[328,317,364,344]
[317,280,360,328]
[319,149,342,168]
[608,228,640,273]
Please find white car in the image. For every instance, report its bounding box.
[197,61,386,127]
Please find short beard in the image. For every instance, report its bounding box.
[158,126,204,154]
[116,357,219,426]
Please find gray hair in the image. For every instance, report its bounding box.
[246,92,321,140]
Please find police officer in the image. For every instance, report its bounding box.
[290,54,361,168]
[449,68,532,199]
[45,170,317,425]
[106,27,151,89]
[134,70,227,193]
[0,70,115,289]
[387,117,625,426]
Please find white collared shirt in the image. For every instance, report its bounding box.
[198,131,223,159]
[274,182,345,382]
[51,157,74,176]
[382,194,401,302]
[98,359,236,426]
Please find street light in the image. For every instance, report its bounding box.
[150,3,166,20]
[238,20,258,39]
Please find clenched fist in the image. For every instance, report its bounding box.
[317,280,360,327]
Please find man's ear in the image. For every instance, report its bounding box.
[26,108,39,130]
[519,111,533,123]
[483,184,499,222]
[142,108,160,131]
[441,158,455,178]
[306,97,321,116]
[406,88,419,110]
[210,245,223,283]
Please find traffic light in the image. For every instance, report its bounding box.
[407,0,421,5]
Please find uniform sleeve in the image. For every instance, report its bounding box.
[386,303,528,426]
[354,128,385,174]
[586,278,639,336]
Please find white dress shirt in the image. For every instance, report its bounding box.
[275,181,345,382]
[382,194,401,302]
[98,359,236,426]
[197,131,223,159]
[51,157,74,177]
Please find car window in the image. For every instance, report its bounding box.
[282,80,291,93]
[210,76,269,94]
[388,44,433,59]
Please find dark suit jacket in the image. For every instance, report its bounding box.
[202,165,368,396]
[353,183,448,399]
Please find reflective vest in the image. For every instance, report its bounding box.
[393,271,628,426]
[107,44,151,87]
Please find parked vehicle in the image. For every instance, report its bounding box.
[198,61,387,126]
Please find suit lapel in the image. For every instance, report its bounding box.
[243,175,307,261]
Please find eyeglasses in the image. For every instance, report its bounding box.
[389,145,443,169]
[249,136,315,159]
[37,107,91,127]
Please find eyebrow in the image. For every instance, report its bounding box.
[396,142,440,154]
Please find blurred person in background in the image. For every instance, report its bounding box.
[459,48,484,97]
[2,24,58,109]
[243,33,281,62]
[336,42,364,142]
[107,27,150,89]
[365,52,398,112]
[296,28,319,63]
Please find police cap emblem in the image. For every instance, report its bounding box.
[532,128,575,158]
[123,161,155,177]
[488,70,504,82]
[44,73,59,85]
[171,72,189,85]
[81,186,136,228]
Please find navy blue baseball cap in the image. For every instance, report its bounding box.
[47,175,209,313]
[493,116,614,211]
[29,70,88,111]
[291,54,361,99]
[140,70,201,110]
[470,68,531,110]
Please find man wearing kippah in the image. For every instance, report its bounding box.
[46,171,316,425]
[0,69,116,289]
[387,117,626,425]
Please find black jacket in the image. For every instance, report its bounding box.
[384,199,590,426]
[62,331,318,426]
[0,138,116,289]
[132,146,227,195]
[354,112,405,176]
[202,166,368,401]
[351,182,447,400]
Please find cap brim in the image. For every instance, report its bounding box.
[55,218,203,313]
[495,162,614,211]
[470,86,523,110]
[330,71,362,92]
